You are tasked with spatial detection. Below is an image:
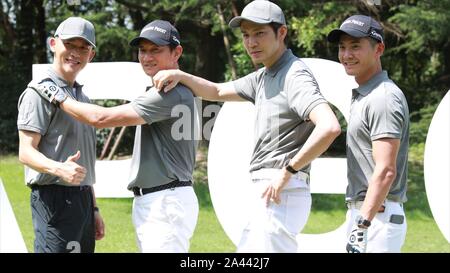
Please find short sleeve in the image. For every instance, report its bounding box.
[17,88,55,135]
[131,88,181,125]
[232,70,261,103]
[286,64,327,121]
[367,91,406,141]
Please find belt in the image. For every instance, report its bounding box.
[132,180,192,196]
[346,201,386,213]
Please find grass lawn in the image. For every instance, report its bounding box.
[1,149,449,253]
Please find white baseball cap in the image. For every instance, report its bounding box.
[229,0,286,28]
[55,17,96,47]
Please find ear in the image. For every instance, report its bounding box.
[88,50,96,62]
[49,37,57,53]
[278,25,288,42]
[173,45,183,62]
[376,42,385,57]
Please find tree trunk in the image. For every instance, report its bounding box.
[16,0,35,84]
[34,0,47,63]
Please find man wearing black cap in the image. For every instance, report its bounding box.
[18,17,104,253]
[327,15,409,253]
[153,0,341,252]
[30,20,199,253]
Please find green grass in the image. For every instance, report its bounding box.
[1,149,449,253]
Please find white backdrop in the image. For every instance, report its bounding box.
[0,180,28,253]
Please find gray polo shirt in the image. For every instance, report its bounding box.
[17,67,96,186]
[346,71,409,203]
[233,49,327,173]
[127,84,198,189]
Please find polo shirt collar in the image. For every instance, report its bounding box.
[46,67,82,89]
[265,49,292,77]
[354,70,388,96]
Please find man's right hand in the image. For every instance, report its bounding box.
[153,69,183,92]
[56,151,87,185]
[28,80,67,106]
[346,226,368,253]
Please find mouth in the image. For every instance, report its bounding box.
[250,50,262,57]
[65,58,81,65]
[143,63,157,69]
[343,61,358,68]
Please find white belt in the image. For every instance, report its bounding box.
[346,200,403,211]
[250,168,309,189]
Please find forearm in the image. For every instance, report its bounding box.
[289,124,340,171]
[19,145,61,177]
[360,167,396,221]
[61,99,110,128]
[177,71,223,101]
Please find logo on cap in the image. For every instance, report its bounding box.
[130,20,180,47]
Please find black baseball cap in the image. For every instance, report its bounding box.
[129,20,180,47]
[327,15,384,43]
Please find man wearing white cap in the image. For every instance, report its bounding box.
[153,0,341,252]
[17,17,104,253]
[29,20,199,253]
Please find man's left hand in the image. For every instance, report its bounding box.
[94,211,105,240]
[261,168,291,206]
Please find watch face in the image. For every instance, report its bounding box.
[55,90,67,102]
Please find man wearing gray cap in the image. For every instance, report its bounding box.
[17,17,104,253]
[153,0,341,252]
[29,20,199,253]
[327,15,409,253]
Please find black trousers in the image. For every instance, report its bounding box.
[30,184,95,253]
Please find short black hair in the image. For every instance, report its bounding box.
[269,22,287,45]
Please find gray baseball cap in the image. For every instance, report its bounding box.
[327,15,384,43]
[229,0,286,28]
[54,17,96,47]
[129,20,181,47]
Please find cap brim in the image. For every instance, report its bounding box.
[129,36,171,47]
[229,16,272,28]
[327,28,369,43]
[57,34,96,48]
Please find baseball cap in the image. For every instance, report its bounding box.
[229,0,286,28]
[327,15,384,43]
[129,20,181,47]
[54,17,96,47]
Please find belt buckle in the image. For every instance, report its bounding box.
[139,188,143,196]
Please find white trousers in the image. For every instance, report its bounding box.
[237,169,311,253]
[345,200,407,253]
[132,186,199,253]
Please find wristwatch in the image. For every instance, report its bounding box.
[355,215,371,229]
[48,85,68,107]
[285,163,299,174]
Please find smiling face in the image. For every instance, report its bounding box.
[50,37,95,85]
[338,34,384,85]
[240,20,287,68]
[138,39,182,77]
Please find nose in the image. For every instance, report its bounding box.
[339,48,352,60]
[247,36,258,48]
[140,51,154,62]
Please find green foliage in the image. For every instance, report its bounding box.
[290,2,354,56]
[409,104,437,144]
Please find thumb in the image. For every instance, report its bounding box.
[67,150,81,162]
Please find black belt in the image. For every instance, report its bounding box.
[132,180,192,196]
